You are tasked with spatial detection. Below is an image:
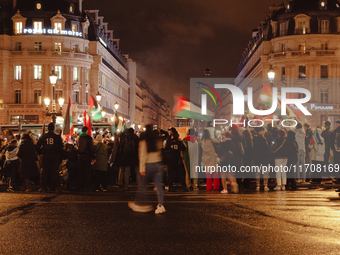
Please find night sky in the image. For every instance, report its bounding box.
[83,0,282,107]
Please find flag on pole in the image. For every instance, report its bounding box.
[83,110,92,137]
[88,96,102,120]
[172,95,214,121]
[311,129,322,145]
[63,97,73,136]
[41,122,45,135]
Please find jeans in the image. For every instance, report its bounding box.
[297,150,306,181]
[118,166,130,189]
[275,158,288,186]
[136,162,164,206]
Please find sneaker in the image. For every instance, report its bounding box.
[274,186,281,191]
[264,186,270,192]
[128,201,153,213]
[155,205,166,214]
[281,186,286,191]
[221,189,228,194]
[7,187,14,192]
[230,183,239,194]
[255,186,260,192]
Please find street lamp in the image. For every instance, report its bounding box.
[138,124,141,130]
[268,66,275,83]
[49,70,58,85]
[114,101,119,111]
[204,67,211,77]
[96,92,102,103]
[44,71,64,125]
[111,116,115,122]
[101,110,106,118]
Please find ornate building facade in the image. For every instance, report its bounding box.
[0,0,171,129]
[219,0,340,128]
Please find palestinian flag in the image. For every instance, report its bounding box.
[84,110,92,137]
[88,96,102,121]
[172,95,214,121]
[311,129,322,145]
[63,97,73,136]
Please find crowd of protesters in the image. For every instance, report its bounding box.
[1,119,340,213]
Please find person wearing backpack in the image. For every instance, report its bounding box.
[309,128,325,184]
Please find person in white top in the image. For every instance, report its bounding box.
[128,125,166,214]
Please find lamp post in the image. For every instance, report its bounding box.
[44,70,64,125]
[96,92,102,103]
[268,66,275,85]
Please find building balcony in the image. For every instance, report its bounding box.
[269,49,337,61]
[10,50,94,62]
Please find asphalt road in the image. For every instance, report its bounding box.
[0,187,340,255]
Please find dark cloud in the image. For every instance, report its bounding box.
[83,0,282,107]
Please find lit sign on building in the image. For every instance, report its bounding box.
[23,29,83,37]
[310,104,334,110]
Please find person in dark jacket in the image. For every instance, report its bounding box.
[286,130,298,191]
[17,133,39,192]
[272,129,289,191]
[76,126,94,191]
[118,128,140,190]
[330,120,340,186]
[36,122,63,193]
[253,127,270,192]
[164,129,187,192]
[65,143,78,191]
[108,132,121,186]
[321,121,332,166]
[230,125,246,190]
[242,129,253,189]
[304,123,313,181]
[93,135,109,191]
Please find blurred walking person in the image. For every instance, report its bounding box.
[128,125,165,214]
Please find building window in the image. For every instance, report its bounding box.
[69,5,74,14]
[36,3,42,10]
[73,44,79,53]
[102,74,106,87]
[281,43,286,52]
[85,69,89,83]
[35,42,42,51]
[321,43,328,50]
[72,25,78,32]
[14,66,21,80]
[321,20,329,34]
[281,67,286,80]
[299,65,306,79]
[321,89,328,103]
[73,67,79,81]
[321,65,328,78]
[15,22,22,34]
[299,42,306,52]
[34,65,42,80]
[55,90,63,101]
[54,22,62,34]
[15,90,21,104]
[55,66,62,79]
[55,42,61,52]
[11,115,23,125]
[280,23,286,36]
[298,21,306,34]
[74,91,80,104]
[34,90,41,104]
[33,22,42,33]
[15,42,22,51]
